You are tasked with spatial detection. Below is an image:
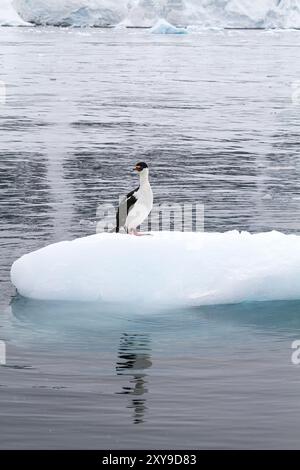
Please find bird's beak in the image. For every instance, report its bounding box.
[134,166,141,172]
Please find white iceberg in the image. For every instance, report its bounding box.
[13,0,127,27]
[7,0,300,29]
[10,230,300,306]
[150,18,187,34]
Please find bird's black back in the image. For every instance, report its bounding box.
[116,187,139,232]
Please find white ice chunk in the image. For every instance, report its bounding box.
[10,231,300,306]
[150,18,187,34]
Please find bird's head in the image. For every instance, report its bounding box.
[134,162,148,175]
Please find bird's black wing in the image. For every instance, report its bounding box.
[115,187,139,232]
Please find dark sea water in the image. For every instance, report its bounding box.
[1,26,300,449]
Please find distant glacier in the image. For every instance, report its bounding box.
[1,0,300,29]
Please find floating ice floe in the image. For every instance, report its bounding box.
[10,230,300,306]
[150,18,187,34]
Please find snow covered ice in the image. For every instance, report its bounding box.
[2,1,300,28]
[0,0,29,26]
[10,231,300,306]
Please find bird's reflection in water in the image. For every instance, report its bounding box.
[116,333,152,424]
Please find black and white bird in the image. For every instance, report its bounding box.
[115,162,153,235]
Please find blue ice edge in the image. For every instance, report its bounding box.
[150,19,188,35]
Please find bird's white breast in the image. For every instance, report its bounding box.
[135,183,153,209]
[125,183,153,231]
